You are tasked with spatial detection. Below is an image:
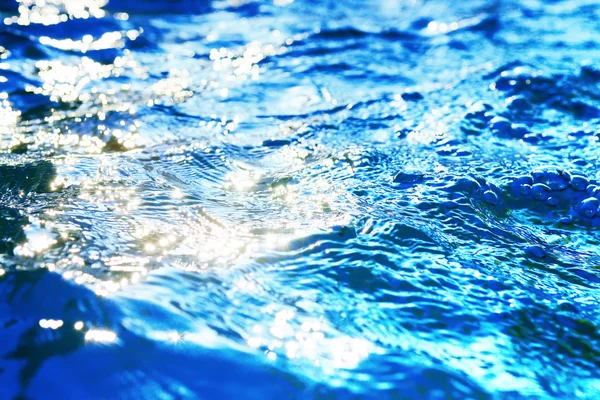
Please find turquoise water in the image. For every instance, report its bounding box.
[1,0,600,398]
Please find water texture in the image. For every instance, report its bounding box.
[1,0,600,398]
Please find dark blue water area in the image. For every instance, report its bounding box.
[1,0,600,398]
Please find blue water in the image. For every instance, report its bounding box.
[1,0,600,398]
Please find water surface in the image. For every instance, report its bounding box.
[1,0,600,398]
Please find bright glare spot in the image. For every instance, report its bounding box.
[85,329,117,343]
[39,319,64,329]
[330,338,372,369]
[248,337,262,348]
[224,169,261,191]
[168,331,185,342]
[14,232,57,257]
[172,188,184,199]
[152,69,191,102]
[144,243,156,252]
[285,341,299,358]
[74,321,84,330]
[249,312,374,370]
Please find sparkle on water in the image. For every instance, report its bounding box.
[1,0,600,398]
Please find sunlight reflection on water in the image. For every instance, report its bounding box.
[1,0,600,398]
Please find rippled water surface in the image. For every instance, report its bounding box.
[1,0,600,398]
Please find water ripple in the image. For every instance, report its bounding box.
[1,0,600,398]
